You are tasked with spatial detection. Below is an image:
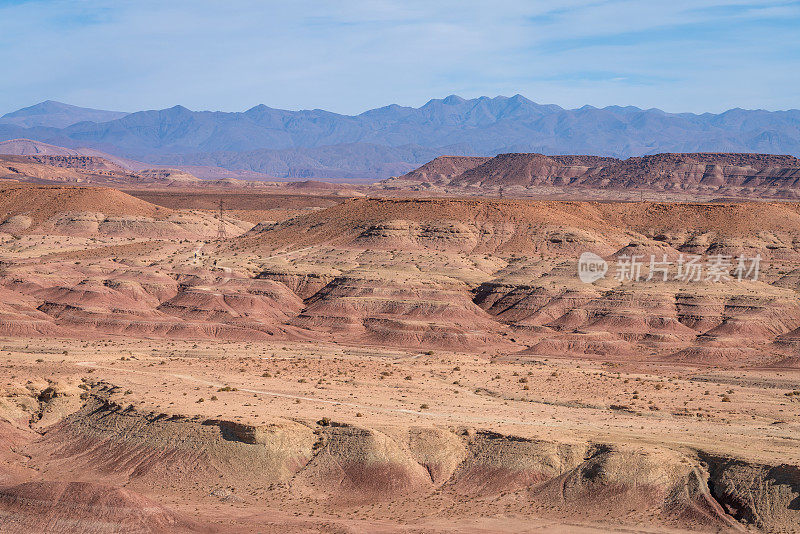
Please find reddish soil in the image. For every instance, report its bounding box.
[0,182,799,533]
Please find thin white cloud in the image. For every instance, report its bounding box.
[0,0,797,114]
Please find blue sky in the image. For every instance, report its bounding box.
[0,0,798,115]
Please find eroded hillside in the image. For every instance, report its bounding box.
[1,187,799,532]
[384,153,800,200]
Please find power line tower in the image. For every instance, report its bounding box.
[216,199,227,240]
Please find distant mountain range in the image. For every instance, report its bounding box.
[1,96,798,181]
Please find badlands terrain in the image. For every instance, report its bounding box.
[0,153,799,532]
[383,153,800,200]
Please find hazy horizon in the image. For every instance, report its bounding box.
[4,93,800,119]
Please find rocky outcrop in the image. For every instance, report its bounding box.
[393,152,800,198]
[23,399,797,532]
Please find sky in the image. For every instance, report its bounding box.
[0,0,799,115]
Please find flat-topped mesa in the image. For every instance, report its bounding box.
[137,168,200,183]
[547,154,621,166]
[0,183,170,224]
[0,183,251,239]
[399,152,800,194]
[452,153,608,187]
[588,153,800,190]
[16,154,128,173]
[0,153,212,188]
[676,152,800,167]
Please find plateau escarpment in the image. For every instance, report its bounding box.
[1,376,796,533]
[386,152,800,199]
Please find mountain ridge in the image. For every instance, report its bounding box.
[2,96,799,180]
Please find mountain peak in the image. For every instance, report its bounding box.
[9,100,71,112]
[0,101,128,128]
[442,95,466,105]
[245,104,272,113]
[422,95,468,108]
[508,94,533,104]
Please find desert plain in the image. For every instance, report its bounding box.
[0,152,799,533]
